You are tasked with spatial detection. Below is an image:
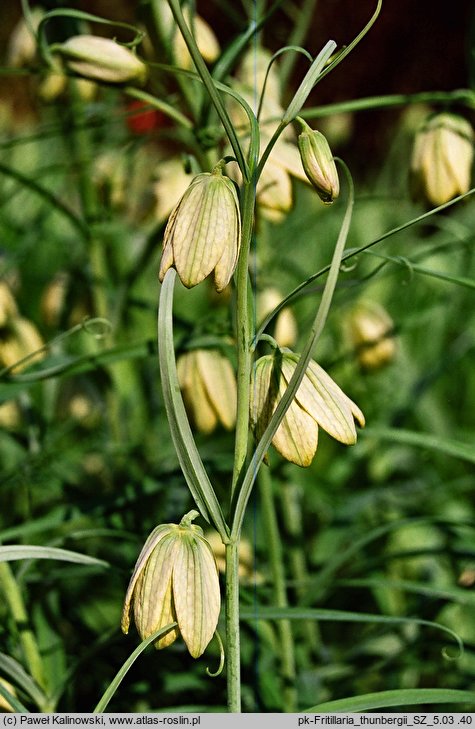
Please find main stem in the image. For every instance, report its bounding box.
[231,179,256,496]
[227,174,256,713]
[225,541,241,712]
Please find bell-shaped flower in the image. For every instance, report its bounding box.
[174,13,220,69]
[121,511,221,658]
[251,350,365,467]
[177,348,237,433]
[55,35,147,85]
[347,301,396,371]
[410,113,474,206]
[159,165,241,292]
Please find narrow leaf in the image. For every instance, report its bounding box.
[0,546,109,568]
[363,427,475,465]
[93,625,177,713]
[240,605,463,657]
[158,270,229,540]
[306,688,475,713]
[0,652,45,709]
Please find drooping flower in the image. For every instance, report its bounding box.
[121,511,221,658]
[55,35,147,85]
[410,113,474,206]
[159,165,241,292]
[251,350,365,467]
[347,301,396,371]
[177,348,237,433]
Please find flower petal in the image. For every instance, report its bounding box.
[282,357,365,444]
[173,534,221,658]
[132,532,181,648]
[272,376,319,466]
[197,350,236,430]
[121,524,174,634]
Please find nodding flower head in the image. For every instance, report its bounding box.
[159,165,241,292]
[251,349,364,467]
[177,348,237,434]
[348,301,397,371]
[410,113,474,206]
[56,35,147,85]
[121,511,221,658]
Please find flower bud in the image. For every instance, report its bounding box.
[121,511,221,658]
[410,113,474,206]
[55,35,147,85]
[297,118,339,203]
[251,350,364,467]
[177,348,237,433]
[347,301,396,371]
[159,166,241,292]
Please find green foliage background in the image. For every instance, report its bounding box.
[1,0,475,714]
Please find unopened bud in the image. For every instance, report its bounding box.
[55,35,147,85]
[410,113,474,206]
[297,118,339,203]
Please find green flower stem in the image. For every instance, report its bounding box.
[258,468,297,711]
[0,562,47,694]
[225,540,241,712]
[231,162,354,540]
[231,179,256,498]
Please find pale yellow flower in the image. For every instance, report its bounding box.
[159,167,241,292]
[177,349,236,433]
[410,113,474,206]
[56,35,147,85]
[347,301,396,371]
[122,511,221,658]
[251,350,365,467]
